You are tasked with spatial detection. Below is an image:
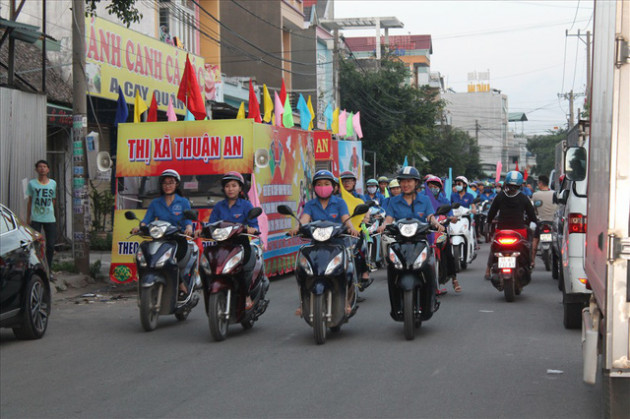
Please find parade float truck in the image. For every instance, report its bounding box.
[109,119,345,283]
[576,1,629,417]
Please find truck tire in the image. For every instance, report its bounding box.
[603,371,630,419]
[552,252,559,280]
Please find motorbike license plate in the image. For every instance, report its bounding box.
[540,233,552,242]
[498,257,516,268]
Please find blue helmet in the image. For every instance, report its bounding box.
[366,178,378,186]
[397,166,421,181]
[505,171,524,186]
[312,170,337,186]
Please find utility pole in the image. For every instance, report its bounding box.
[332,27,340,108]
[475,119,479,144]
[557,90,584,129]
[72,0,90,274]
[566,29,592,105]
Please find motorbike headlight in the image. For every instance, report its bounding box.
[399,223,418,238]
[155,248,173,268]
[412,247,429,270]
[149,224,167,239]
[298,254,314,276]
[212,226,233,241]
[312,226,334,242]
[136,249,147,267]
[223,250,243,274]
[325,252,344,275]
[388,248,403,270]
[200,254,211,275]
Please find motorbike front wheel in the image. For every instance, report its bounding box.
[503,277,515,302]
[403,290,415,340]
[543,250,551,271]
[208,292,229,341]
[312,293,327,345]
[453,245,462,273]
[139,284,161,331]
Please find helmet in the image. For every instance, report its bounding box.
[340,171,357,181]
[222,171,245,187]
[455,175,469,186]
[312,170,337,186]
[389,179,400,188]
[159,169,180,183]
[397,166,421,181]
[425,175,443,189]
[366,178,378,186]
[504,171,524,186]
[377,176,389,183]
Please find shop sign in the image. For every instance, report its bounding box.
[313,131,332,160]
[47,105,72,127]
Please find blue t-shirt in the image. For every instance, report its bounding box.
[303,195,349,223]
[209,198,259,229]
[386,193,435,222]
[142,194,192,230]
[27,179,57,223]
[363,191,386,207]
[479,191,496,201]
[451,192,475,208]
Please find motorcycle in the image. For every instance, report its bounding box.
[383,205,450,340]
[199,207,269,342]
[533,200,553,272]
[448,203,477,271]
[477,200,493,243]
[125,211,200,332]
[277,203,370,345]
[489,228,532,302]
[432,207,453,287]
[366,204,387,270]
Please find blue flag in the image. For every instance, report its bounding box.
[114,86,128,126]
[324,103,333,130]
[467,186,477,198]
[403,155,409,167]
[185,110,195,121]
[297,94,311,130]
[445,168,453,200]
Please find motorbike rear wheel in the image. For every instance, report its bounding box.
[543,250,551,271]
[208,292,229,341]
[139,284,160,332]
[312,293,327,345]
[403,290,415,340]
[503,277,515,302]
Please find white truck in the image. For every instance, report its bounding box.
[568,1,630,417]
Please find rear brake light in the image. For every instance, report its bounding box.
[542,227,551,233]
[501,268,512,274]
[498,237,518,245]
[568,213,587,234]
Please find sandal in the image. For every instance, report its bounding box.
[452,278,462,293]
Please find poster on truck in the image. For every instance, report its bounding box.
[109,119,316,283]
[337,140,364,195]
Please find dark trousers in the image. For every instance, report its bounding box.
[30,221,57,268]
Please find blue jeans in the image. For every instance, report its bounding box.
[30,221,57,268]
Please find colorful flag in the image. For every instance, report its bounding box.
[134,89,148,123]
[166,96,177,121]
[331,107,340,134]
[274,92,284,127]
[185,110,194,121]
[282,95,294,128]
[324,103,333,130]
[346,112,355,138]
[307,95,315,130]
[338,110,347,136]
[114,85,128,126]
[495,161,502,183]
[339,178,365,232]
[515,160,519,172]
[403,155,409,167]
[247,172,268,249]
[352,112,363,138]
[446,167,453,200]
[147,92,158,122]
[524,168,529,181]
[262,84,273,123]
[297,94,311,130]
[177,54,206,120]
[247,80,262,123]
[236,102,245,119]
[279,79,287,108]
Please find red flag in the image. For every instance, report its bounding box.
[515,160,519,172]
[279,79,287,105]
[523,168,529,181]
[177,54,206,120]
[247,80,262,123]
[147,92,158,122]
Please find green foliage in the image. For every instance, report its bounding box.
[527,129,567,175]
[89,260,103,279]
[90,232,113,251]
[52,261,78,273]
[424,126,482,178]
[85,0,142,27]
[89,181,114,232]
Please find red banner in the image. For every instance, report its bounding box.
[313,131,333,160]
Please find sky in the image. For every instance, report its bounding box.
[334,0,593,135]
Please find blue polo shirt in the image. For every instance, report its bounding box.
[522,187,533,197]
[350,190,365,201]
[303,195,349,223]
[451,192,475,208]
[479,191,496,201]
[142,194,192,230]
[386,193,434,222]
[209,198,259,229]
[363,191,386,207]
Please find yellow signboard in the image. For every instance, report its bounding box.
[85,16,205,115]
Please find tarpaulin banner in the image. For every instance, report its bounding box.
[337,140,364,194]
[313,131,333,160]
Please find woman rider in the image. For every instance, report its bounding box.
[132,169,193,298]
[207,171,260,309]
[290,170,360,315]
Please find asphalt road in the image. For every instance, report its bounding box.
[1,244,602,419]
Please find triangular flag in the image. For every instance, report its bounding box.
[524,168,529,181]
[515,160,519,172]
[283,95,294,128]
[331,107,339,134]
[247,80,262,123]
[114,85,128,126]
[166,96,177,121]
[403,155,409,167]
[236,102,245,119]
[495,161,502,183]
[185,110,195,121]
[338,110,347,136]
[352,112,363,138]
[339,177,365,232]
[176,54,206,120]
[297,94,311,130]
[134,89,148,123]
[324,103,333,130]
[279,79,287,108]
[274,92,284,127]
[307,95,316,130]
[345,112,354,138]
[147,92,158,122]
[262,84,273,123]
[247,172,268,249]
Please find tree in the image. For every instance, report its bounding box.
[424,126,482,179]
[85,0,142,27]
[527,129,566,176]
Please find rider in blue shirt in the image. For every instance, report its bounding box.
[478,182,496,201]
[451,175,477,212]
[363,178,387,207]
[339,171,365,201]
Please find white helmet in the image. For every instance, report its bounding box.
[455,175,469,186]
[159,169,181,183]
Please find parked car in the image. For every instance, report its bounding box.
[0,204,51,339]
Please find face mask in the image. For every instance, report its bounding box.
[455,185,463,192]
[429,187,440,196]
[315,185,333,199]
[367,186,378,194]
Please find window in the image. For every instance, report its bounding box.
[159,0,198,54]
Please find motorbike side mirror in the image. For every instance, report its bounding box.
[534,200,542,207]
[436,204,452,216]
[352,204,370,217]
[247,207,263,220]
[124,211,138,220]
[365,200,376,207]
[184,210,198,220]
[452,203,461,209]
[277,205,295,217]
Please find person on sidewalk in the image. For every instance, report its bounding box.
[26,160,57,269]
